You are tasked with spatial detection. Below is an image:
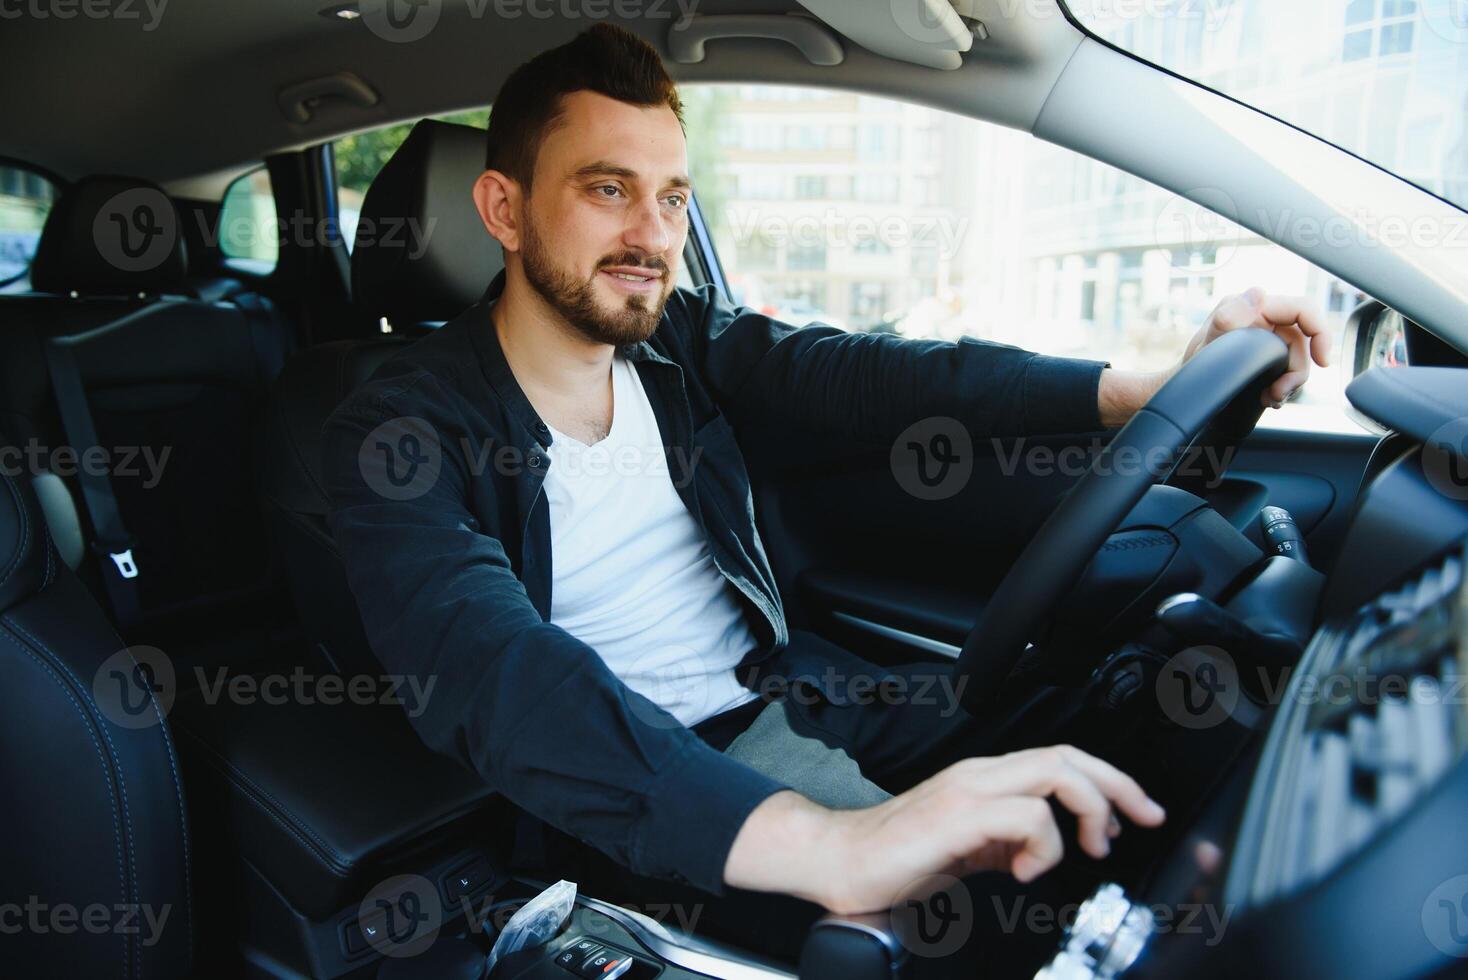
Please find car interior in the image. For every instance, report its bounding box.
[2,2,1467,979]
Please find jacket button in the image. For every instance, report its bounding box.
[528,454,543,468]
[535,422,549,435]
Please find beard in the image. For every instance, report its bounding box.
[520,219,672,346]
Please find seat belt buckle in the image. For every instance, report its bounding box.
[109,548,140,580]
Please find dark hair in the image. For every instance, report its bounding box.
[485,23,684,188]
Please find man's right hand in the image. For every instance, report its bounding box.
[723,744,1166,915]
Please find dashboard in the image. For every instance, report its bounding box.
[1039,364,1468,979]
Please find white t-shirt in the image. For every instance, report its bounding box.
[542,355,760,727]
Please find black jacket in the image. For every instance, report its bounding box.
[322,271,1105,894]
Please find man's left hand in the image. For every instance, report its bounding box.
[1184,287,1333,408]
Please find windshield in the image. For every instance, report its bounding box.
[1064,0,1468,212]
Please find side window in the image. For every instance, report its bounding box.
[682,85,1368,434]
[333,108,490,252]
[218,166,278,273]
[0,164,60,288]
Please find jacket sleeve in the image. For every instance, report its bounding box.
[321,375,787,894]
[674,285,1109,441]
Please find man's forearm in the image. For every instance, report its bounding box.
[1097,367,1172,428]
[723,790,850,910]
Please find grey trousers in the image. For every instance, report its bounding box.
[723,699,892,809]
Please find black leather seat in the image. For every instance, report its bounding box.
[261,119,503,671]
[0,460,193,978]
[160,121,509,975]
[0,175,293,642]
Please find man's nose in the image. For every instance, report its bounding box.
[622,196,670,258]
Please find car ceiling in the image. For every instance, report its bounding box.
[0,0,1085,189]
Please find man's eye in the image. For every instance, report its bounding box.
[595,185,622,198]
[665,195,687,209]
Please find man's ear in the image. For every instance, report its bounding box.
[473,169,522,253]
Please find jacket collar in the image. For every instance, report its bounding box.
[465,270,681,444]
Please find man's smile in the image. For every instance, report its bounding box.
[599,265,664,294]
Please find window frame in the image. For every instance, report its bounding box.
[0,157,65,289]
[217,164,280,276]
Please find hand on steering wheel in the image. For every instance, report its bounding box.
[955,327,1291,714]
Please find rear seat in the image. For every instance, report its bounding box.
[0,174,294,642]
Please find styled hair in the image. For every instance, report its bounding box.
[485,23,684,188]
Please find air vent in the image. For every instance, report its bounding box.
[1246,546,1464,903]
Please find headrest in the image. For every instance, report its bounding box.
[0,463,57,613]
[261,339,411,518]
[350,119,504,325]
[30,175,189,295]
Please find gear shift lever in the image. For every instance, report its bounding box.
[799,912,909,980]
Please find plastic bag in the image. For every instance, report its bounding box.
[485,879,577,973]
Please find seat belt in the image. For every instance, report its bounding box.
[43,334,144,630]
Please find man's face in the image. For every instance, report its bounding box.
[516,90,690,346]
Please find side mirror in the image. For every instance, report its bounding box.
[1343,299,1410,378]
[1341,300,1410,434]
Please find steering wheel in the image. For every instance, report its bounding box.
[955,328,1291,714]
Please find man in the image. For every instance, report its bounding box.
[324,24,1329,923]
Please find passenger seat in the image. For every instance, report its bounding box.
[260,119,502,671]
[0,457,193,977]
[0,175,293,642]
